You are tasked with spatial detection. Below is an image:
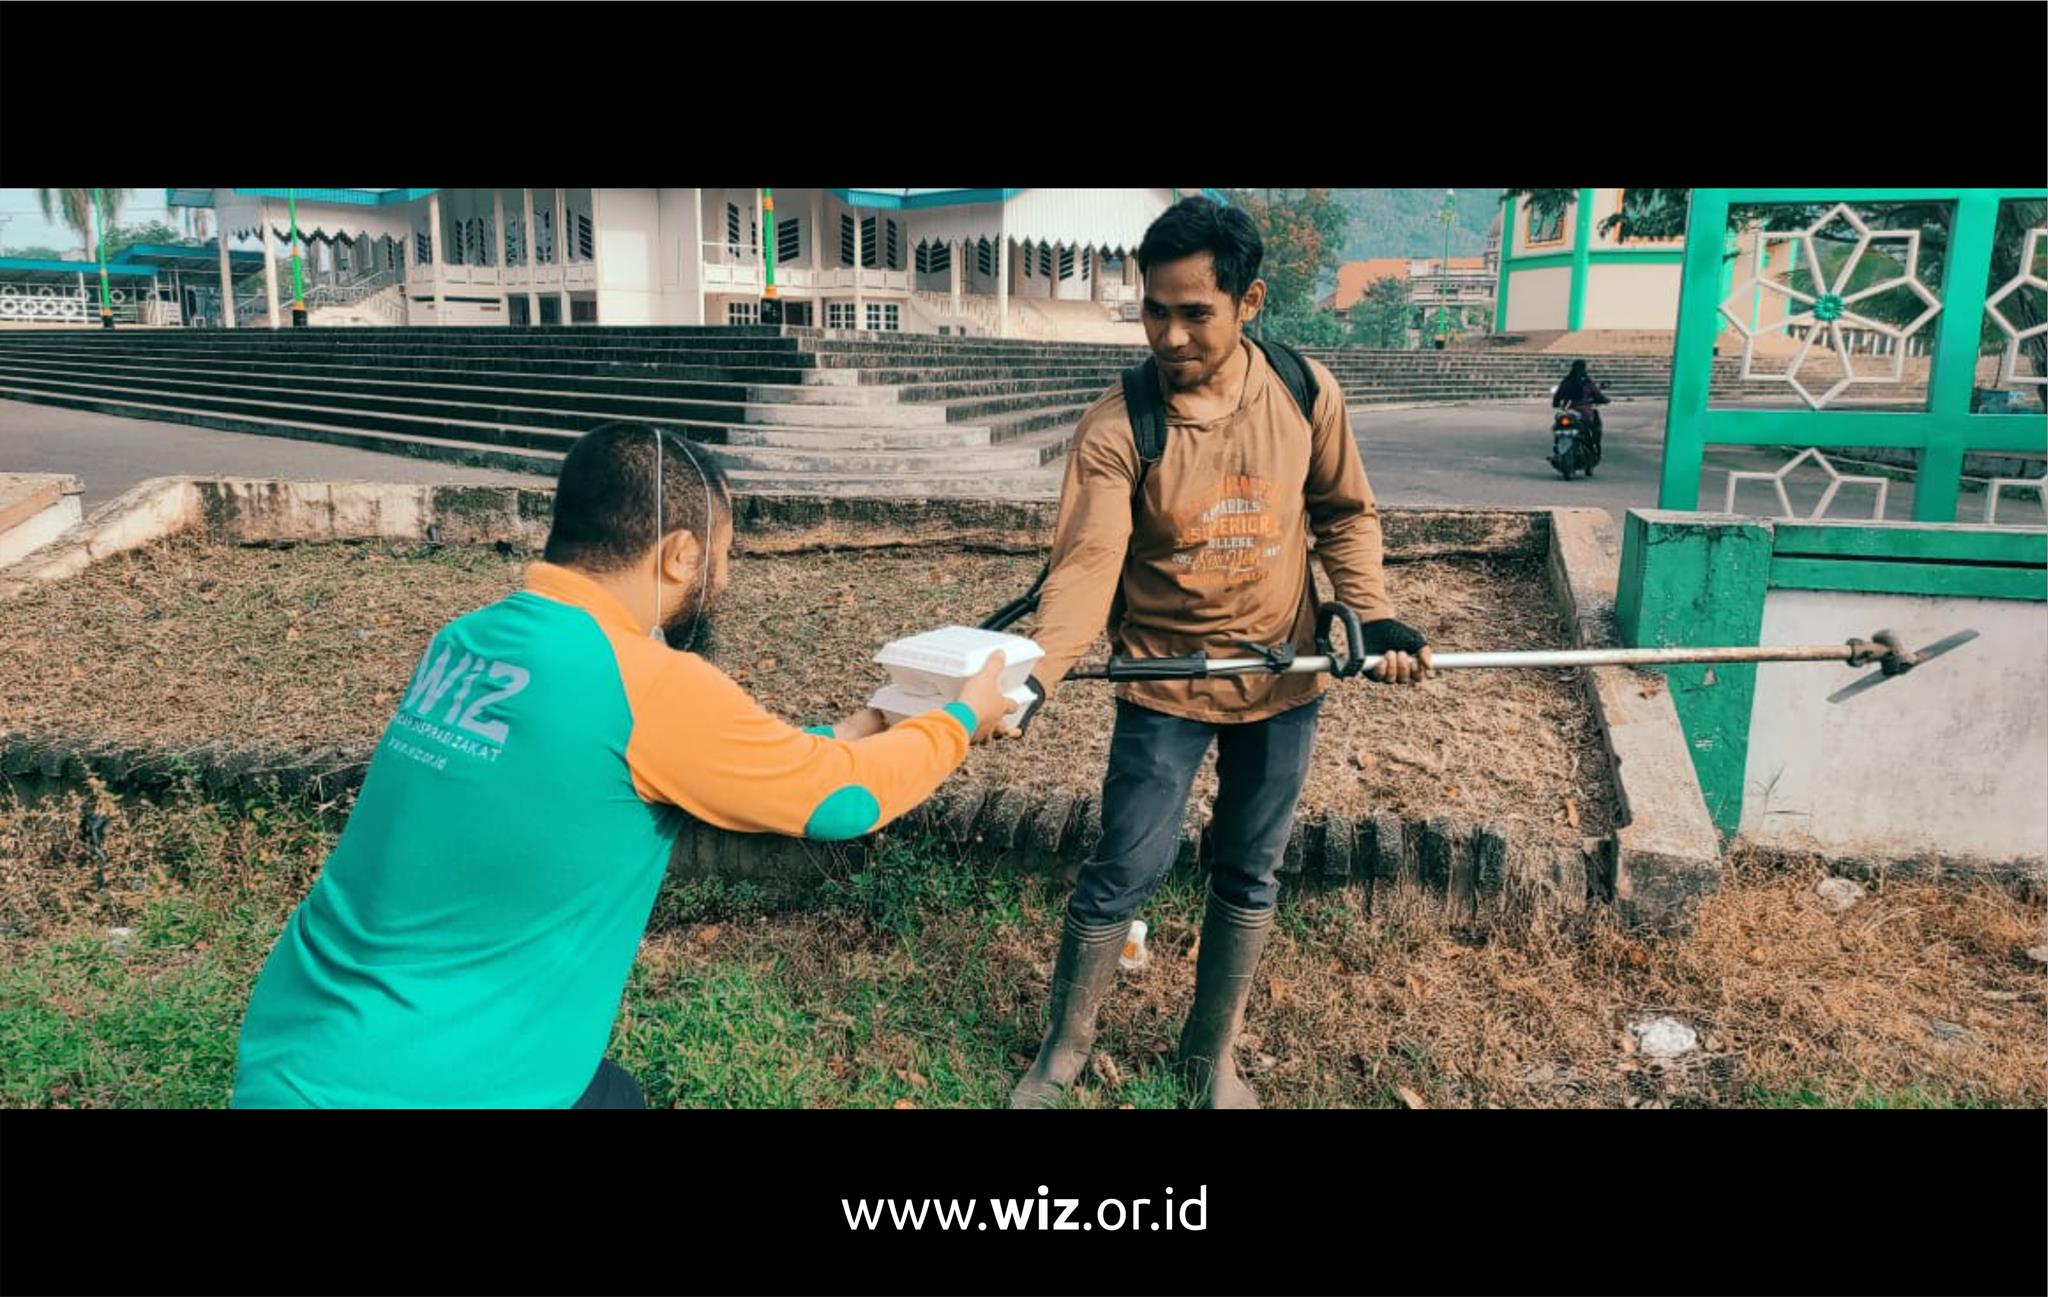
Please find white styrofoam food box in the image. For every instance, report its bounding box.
[869,682,1039,731]
[872,627,1045,699]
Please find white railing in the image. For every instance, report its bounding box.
[0,283,142,325]
[304,268,400,310]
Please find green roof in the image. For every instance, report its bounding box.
[0,257,157,279]
[166,187,438,208]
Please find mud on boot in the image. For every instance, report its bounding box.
[1009,912,1127,1109]
[1178,890,1275,1110]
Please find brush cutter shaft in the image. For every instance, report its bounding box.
[1066,642,1868,682]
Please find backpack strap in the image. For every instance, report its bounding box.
[1121,357,1169,468]
[1251,336,1320,427]
[1251,339,1331,613]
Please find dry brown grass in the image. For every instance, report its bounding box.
[0,538,1611,842]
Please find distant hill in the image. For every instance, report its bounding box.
[1317,188,1504,295]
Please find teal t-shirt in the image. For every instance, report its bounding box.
[231,591,678,1108]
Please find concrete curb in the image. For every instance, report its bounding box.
[1546,507,1723,931]
[0,473,85,568]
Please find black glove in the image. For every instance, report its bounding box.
[1358,619,1429,656]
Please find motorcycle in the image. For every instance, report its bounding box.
[1548,407,1598,481]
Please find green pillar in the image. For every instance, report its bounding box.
[1616,511,1774,837]
[94,188,113,329]
[1565,187,1594,331]
[289,189,307,328]
[760,187,780,326]
[1492,196,1513,332]
[1916,189,2002,522]
[1659,189,1735,510]
[1435,189,1455,347]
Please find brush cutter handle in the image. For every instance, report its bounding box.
[1317,602,1367,679]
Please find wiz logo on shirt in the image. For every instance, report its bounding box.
[386,641,532,768]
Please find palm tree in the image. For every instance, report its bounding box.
[35,188,131,258]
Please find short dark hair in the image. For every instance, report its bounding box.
[1137,196,1264,300]
[543,422,732,572]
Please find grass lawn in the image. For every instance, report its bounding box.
[3,782,2041,1110]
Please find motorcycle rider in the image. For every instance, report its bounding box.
[1551,360,1608,460]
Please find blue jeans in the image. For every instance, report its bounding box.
[1068,696,1325,925]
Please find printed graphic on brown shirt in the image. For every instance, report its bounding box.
[1167,472,1285,585]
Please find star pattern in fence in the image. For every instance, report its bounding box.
[1717,203,1944,410]
[1723,446,1891,520]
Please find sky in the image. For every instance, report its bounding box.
[0,189,174,256]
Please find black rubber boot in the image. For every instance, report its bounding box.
[1010,912,1127,1109]
[1178,890,1275,1109]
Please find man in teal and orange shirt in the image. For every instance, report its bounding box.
[231,423,1017,1109]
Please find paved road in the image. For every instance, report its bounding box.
[2,394,2039,528]
[1350,397,2044,528]
[0,401,536,510]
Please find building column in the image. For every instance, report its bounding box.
[1090,247,1103,303]
[426,192,447,325]
[809,191,824,326]
[950,239,962,316]
[852,205,865,331]
[521,187,539,325]
[997,236,1009,339]
[217,231,236,329]
[554,186,570,324]
[490,189,508,320]
[263,219,282,328]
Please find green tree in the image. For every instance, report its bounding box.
[1225,188,1351,320]
[34,188,133,259]
[1349,274,1410,349]
[5,245,70,261]
[1262,308,1348,348]
[101,220,204,261]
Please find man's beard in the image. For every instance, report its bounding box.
[660,590,721,659]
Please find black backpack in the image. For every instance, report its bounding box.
[981,338,1322,632]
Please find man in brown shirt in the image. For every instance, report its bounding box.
[1011,196,1433,1110]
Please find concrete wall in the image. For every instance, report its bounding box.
[1505,265,1573,332]
[1582,262,1682,330]
[1742,589,2048,863]
[405,297,509,326]
[594,187,660,325]
[665,187,705,325]
[0,474,83,568]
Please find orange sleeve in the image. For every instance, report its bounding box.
[622,652,974,841]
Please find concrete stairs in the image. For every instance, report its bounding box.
[0,326,1807,502]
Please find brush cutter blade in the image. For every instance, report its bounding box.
[1825,628,1980,705]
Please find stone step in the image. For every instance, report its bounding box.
[0,357,765,428]
[745,383,902,407]
[0,383,564,476]
[0,337,819,372]
[720,467,1064,499]
[897,374,1127,404]
[0,341,812,388]
[980,404,1089,445]
[741,399,947,429]
[0,370,586,454]
[720,423,994,451]
[942,387,1104,423]
[698,429,1065,477]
